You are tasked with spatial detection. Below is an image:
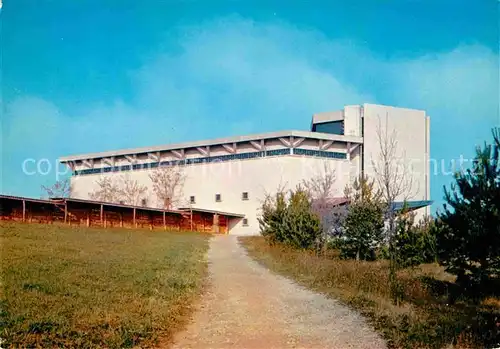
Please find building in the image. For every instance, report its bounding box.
[60,103,431,235]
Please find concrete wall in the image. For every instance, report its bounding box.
[70,153,353,235]
[361,104,430,219]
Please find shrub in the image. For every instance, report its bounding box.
[393,211,438,268]
[341,176,385,261]
[258,186,321,250]
[341,201,384,261]
[258,188,287,245]
[282,187,322,249]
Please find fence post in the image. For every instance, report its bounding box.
[163,211,166,230]
[190,209,193,231]
[64,202,68,224]
[100,204,104,228]
[22,200,26,222]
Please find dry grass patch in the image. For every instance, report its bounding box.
[240,236,500,349]
[0,222,209,348]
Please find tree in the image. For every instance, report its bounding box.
[341,176,385,261]
[371,114,416,303]
[393,204,437,268]
[149,165,186,209]
[117,175,148,206]
[282,186,322,250]
[41,178,72,198]
[258,185,321,250]
[88,176,121,203]
[258,185,288,245]
[436,127,500,296]
[302,161,339,242]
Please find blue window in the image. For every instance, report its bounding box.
[266,149,290,156]
[72,146,348,176]
[313,121,344,135]
[293,148,347,159]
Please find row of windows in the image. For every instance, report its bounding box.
[292,148,347,159]
[189,192,249,204]
[74,147,347,176]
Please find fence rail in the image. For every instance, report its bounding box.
[0,195,241,234]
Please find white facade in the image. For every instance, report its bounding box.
[61,103,431,235]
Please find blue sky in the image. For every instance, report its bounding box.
[1,0,499,210]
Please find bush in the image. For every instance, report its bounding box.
[258,186,321,250]
[258,189,287,245]
[341,202,384,261]
[393,212,438,268]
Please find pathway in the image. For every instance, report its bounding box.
[171,235,387,349]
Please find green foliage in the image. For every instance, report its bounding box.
[436,127,500,291]
[258,186,321,250]
[341,176,385,261]
[258,188,288,245]
[282,187,322,249]
[393,210,438,268]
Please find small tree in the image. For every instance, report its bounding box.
[41,178,72,198]
[149,165,186,209]
[117,175,148,206]
[436,127,500,294]
[258,186,288,245]
[393,204,429,268]
[88,176,121,203]
[258,185,321,250]
[341,176,385,261]
[282,186,322,250]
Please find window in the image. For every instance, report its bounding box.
[190,196,196,204]
[242,192,249,200]
[312,120,344,135]
[141,198,147,206]
[215,194,221,202]
[242,218,248,226]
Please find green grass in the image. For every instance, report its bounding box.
[240,236,500,349]
[0,222,209,348]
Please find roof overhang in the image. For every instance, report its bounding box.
[59,130,363,163]
[390,200,433,212]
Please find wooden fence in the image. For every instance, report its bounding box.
[0,195,242,234]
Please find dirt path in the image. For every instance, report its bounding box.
[171,235,387,349]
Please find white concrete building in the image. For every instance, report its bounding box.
[60,103,431,235]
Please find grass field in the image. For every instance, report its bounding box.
[240,236,500,349]
[0,222,209,348]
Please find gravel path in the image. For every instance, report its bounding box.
[171,235,387,349]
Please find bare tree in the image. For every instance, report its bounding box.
[41,178,72,198]
[372,113,415,212]
[149,165,186,209]
[302,161,339,241]
[302,161,336,201]
[371,113,416,236]
[88,176,121,203]
[371,113,416,304]
[117,175,148,206]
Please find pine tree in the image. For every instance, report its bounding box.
[341,176,385,261]
[437,127,500,292]
[282,186,322,250]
